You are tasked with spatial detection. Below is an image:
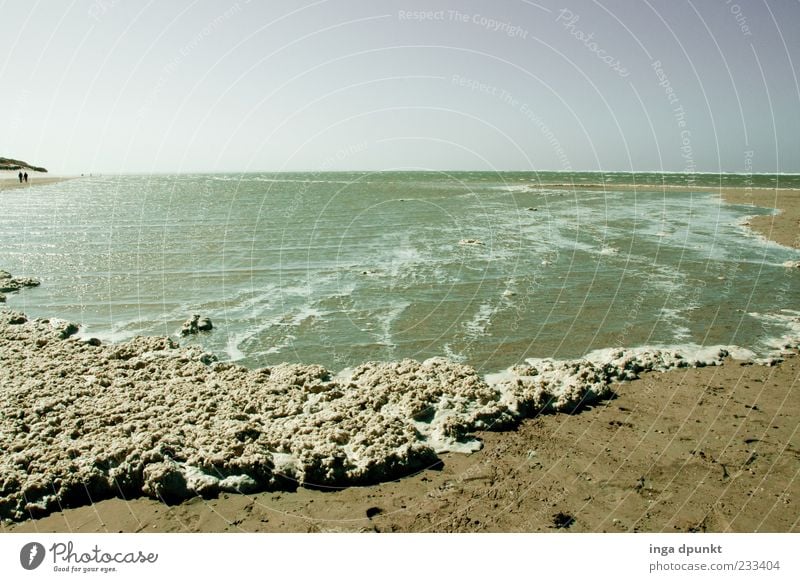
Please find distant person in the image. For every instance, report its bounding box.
[23,172,28,183]
[18,171,23,183]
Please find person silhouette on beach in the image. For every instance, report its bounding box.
[23,172,28,183]
[18,171,23,183]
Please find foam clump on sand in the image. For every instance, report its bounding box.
[1,313,481,518]
[0,307,763,521]
[0,270,40,303]
[748,310,800,359]
[485,344,752,419]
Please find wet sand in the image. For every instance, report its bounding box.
[1,183,798,533]
[716,187,800,249]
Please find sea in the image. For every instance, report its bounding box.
[2,171,799,373]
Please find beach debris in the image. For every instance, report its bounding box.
[635,476,646,492]
[180,314,213,336]
[552,512,576,529]
[366,507,383,519]
[782,260,800,268]
[459,239,484,246]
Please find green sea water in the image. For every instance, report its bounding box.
[2,171,799,372]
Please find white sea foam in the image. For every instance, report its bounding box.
[490,184,536,193]
[658,307,693,342]
[224,313,284,361]
[224,305,326,361]
[224,334,247,361]
[76,320,139,344]
[442,343,466,363]
[463,302,497,340]
[249,177,356,184]
[1,303,795,520]
[747,310,800,356]
[271,452,301,479]
[374,301,410,347]
[581,343,756,366]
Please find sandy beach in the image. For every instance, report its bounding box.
[717,187,800,249]
[1,183,798,533]
[4,353,796,533]
[0,171,72,191]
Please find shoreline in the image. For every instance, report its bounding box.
[1,303,796,533]
[6,353,797,533]
[1,182,798,533]
[2,176,795,248]
[536,184,799,249]
[0,175,75,191]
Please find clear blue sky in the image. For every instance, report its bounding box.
[1,0,798,174]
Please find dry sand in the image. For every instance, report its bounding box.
[0,171,72,191]
[1,183,798,533]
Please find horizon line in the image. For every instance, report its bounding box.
[51,169,800,176]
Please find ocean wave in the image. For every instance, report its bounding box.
[489,184,537,193]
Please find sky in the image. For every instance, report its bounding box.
[1,0,798,174]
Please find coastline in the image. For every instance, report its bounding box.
[6,354,797,533]
[1,182,798,533]
[537,183,799,249]
[0,173,74,191]
[716,187,800,249]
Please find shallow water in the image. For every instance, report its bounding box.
[2,171,799,372]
